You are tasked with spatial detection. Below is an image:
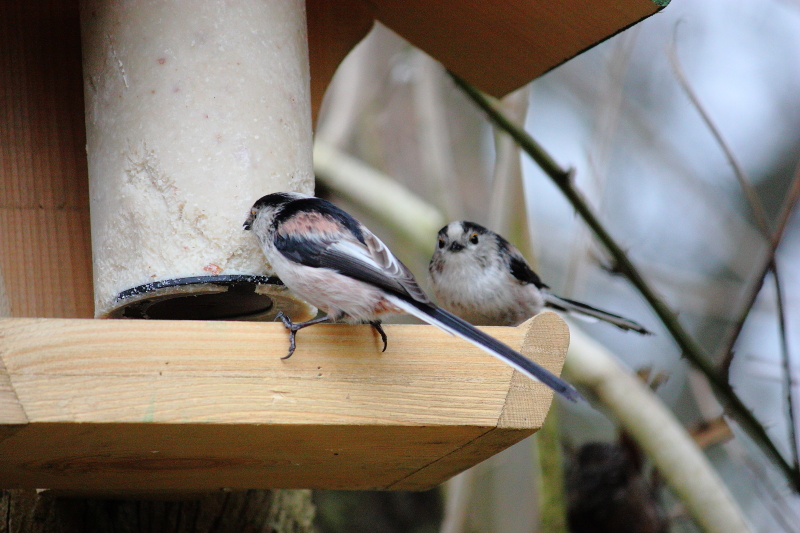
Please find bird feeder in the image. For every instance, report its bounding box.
[81,0,316,320]
[0,0,666,493]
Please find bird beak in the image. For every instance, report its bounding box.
[449,242,464,252]
[243,210,255,230]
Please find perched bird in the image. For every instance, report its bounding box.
[429,221,651,333]
[244,192,580,402]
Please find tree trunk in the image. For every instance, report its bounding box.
[0,489,316,533]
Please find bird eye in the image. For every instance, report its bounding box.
[469,233,479,244]
[438,238,445,249]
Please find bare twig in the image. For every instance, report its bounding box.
[671,22,800,370]
[688,369,800,531]
[670,31,786,367]
[773,268,798,469]
[736,444,800,533]
[669,38,800,471]
[668,44,771,238]
[449,71,800,490]
[717,171,800,366]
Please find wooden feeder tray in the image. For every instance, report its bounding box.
[1,0,665,496]
[0,312,568,493]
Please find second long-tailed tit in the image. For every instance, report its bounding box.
[429,221,651,333]
[243,192,580,402]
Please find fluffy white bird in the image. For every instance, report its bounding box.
[429,220,651,333]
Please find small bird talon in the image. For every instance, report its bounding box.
[281,333,296,360]
[274,311,296,358]
[273,312,331,359]
[370,321,388,352]
[275,311,293,328]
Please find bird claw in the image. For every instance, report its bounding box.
[370,321,388,352]
[281,336,297,360]
[275,311,298,359]
[273,312,330,359]
[274,312,386,357]
[275,311,292,328]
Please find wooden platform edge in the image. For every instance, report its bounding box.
[0,312,569,491]
[389,312,570,490]
[0,354,28,427]
[499,312,570,429]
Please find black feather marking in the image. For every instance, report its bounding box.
[246,192,299,229]
[272,196,431,305]
[450,220,548,289]
[318,246,426,303]
[251,192,297,212]
[274,234,328,267]
[273,234,429,304]
[508,255,547,289]
[274,197,366,245]
[547,295,652,335]
[460,221,490,235]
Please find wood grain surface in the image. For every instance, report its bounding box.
[367,0,664,97]
[0,312,569,491]
[0,2,93,318]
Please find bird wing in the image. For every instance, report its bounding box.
[355,229,431,304]
[274,210,431,305]
[505,245,548,289]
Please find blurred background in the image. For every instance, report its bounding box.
[310,0,800,531]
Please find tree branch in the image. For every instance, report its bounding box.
[668,40,800,472]
[668,45,771,238]
[716,174,800,368]
[564,325,753,533]
[449,71,800,490]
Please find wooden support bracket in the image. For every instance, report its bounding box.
[0,311,568,493]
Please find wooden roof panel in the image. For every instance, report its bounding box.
[371,0,666,96]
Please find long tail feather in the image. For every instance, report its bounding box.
[387,295,581,402]
[543,293,652,335]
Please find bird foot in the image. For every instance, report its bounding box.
[274,311,331,359]
[370,321,388,352]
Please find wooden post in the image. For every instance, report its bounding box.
[0,2,93,319]
[0,489,316,533]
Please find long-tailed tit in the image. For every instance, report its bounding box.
[244,192,580,402]
[429,221,651,333]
